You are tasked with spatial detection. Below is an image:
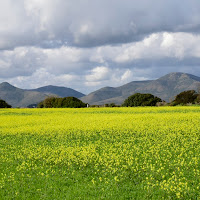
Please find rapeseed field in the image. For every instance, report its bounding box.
[0,107,200,199]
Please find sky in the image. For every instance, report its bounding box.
[0,0,200,94]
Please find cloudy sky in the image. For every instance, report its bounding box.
[0,0,200,94]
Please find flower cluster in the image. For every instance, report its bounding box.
[0,107,199,199]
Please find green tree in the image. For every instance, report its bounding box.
[37,101,44,108]
[104,103,118,107]
[122,93,162,107]
[38,97,86,108]
[43,97,56,108]
[172,90,198,105]
[61,97,86,108]
[0,99,12,108]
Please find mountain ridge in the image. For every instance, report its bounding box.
[1,72,200,107]
[80,72,200,105]
[29,85,85,98]
[0,83,85,107]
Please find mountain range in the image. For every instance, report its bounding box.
[29,85,84,98]
[1,72,200,107]
[0,83,85,107]
[80,72,200,105]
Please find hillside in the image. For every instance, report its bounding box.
[0,82,51,108]
[30,85,85,98]
[81,72,200,105]
[1,72,200,107]
[0,83,85,108]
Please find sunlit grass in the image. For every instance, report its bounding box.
[0,107,200,199]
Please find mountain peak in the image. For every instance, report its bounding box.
[1,82,12,86]
[81,72,200,104]
[158,72,200,82]
[1,72,200,107]
[0,82,16,89]
[39,85,69,89]
[30,85,85,98]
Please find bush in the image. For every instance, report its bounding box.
[0,99,12,108]
[104,103,118,107]
[122,93,162,107]
[172,90,198,105]
[38,96,86,108]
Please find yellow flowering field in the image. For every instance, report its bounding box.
[0,107,200,199]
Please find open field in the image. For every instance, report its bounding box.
[0,107,200,199]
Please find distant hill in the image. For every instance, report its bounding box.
[81,72,200,105]
[30,85,85,98]
[0,82,51,108]
[0,83,85,108]
[1,72,200,107]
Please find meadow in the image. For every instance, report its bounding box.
[0,107,200,199]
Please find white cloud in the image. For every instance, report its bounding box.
[114,32,200,63]
[0,0,200,49]
[0,32,200,93]
[0,46,45,78]
[85,66,110,82]
[121,69,133,82]
[161,33,174,48]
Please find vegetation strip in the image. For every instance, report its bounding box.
[0,107,200,199]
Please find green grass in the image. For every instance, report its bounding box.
[0,107,200,199]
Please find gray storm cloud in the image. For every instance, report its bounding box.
[0,0,200,93]
[0,0,200,49]
[1,32,200,93]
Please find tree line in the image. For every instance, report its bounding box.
[37,96,87,108]
[122,90,200,107]
[1,90,200,108]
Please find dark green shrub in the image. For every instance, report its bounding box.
[122,93,162,107]
[38,97,86,108]
[0,99,12,108]
[172,90,198,105]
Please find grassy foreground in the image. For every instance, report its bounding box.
[0,107,200,199]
